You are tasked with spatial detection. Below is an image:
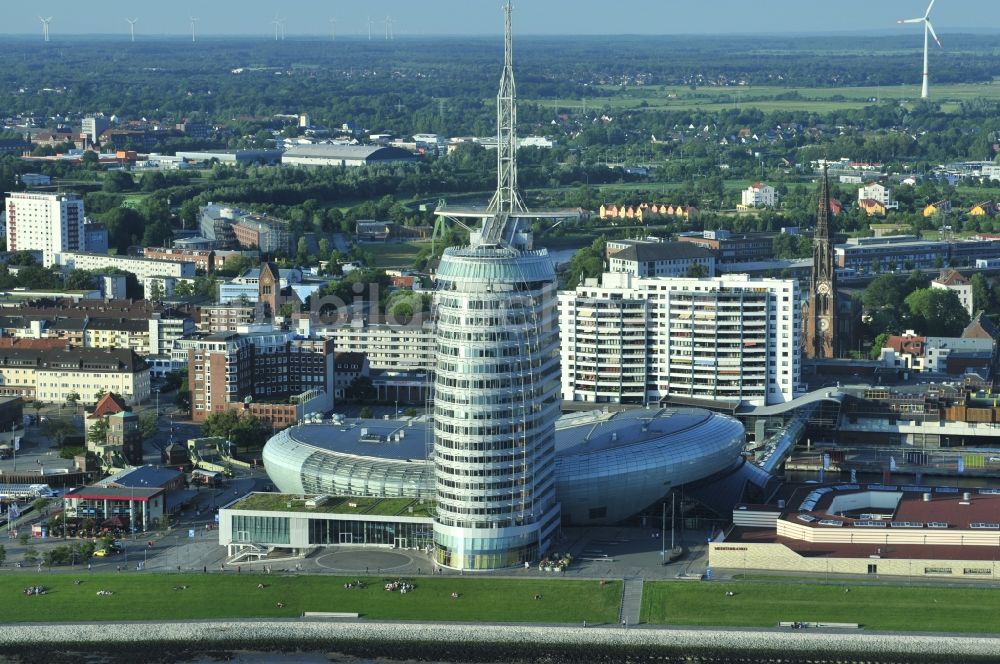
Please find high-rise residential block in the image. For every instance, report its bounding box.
[560,272,801,407]
[4,192,85,267]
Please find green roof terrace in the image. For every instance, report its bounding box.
[229,493,435,518]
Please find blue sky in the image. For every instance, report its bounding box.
[4,1,996,36]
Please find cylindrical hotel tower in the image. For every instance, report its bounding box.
[432,243,561,570]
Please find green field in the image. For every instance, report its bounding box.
[527,81,1000,114]
[363,241,430,268]
[3,574,620,623]
[642,580,1000,633]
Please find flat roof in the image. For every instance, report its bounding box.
[288,420,429,461]
[789,483,1000,530]
[100,465,183,489]
[231,493,434,518]
[64,486,162,501]
[282,408,732,462]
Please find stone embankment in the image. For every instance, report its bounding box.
[1,621,998,662]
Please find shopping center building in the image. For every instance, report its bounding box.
[219,408,748,559]
[711,482,1000,578]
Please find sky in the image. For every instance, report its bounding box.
[4,1,998,37]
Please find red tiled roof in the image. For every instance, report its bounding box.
[934,269,970,286]
[885,334,924,355]
[88,392,128,419]
[0,338,71,350]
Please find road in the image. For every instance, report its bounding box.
[2,472,268,574]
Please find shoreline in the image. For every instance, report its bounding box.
[0,621,998,663]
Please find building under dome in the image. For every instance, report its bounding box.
[259,407,746,529]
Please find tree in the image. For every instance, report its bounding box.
[65,392,81,412]
[685,263,709,278]
[138,412,158,440]
[64,269,98,291]
[174,387,191,413]
[861,274,902,310]
[22,549,38,566]
[563,238,606,289]
[346,376,376,403]
[102,170,134,193]
[101,207,144,254]
[904,288,971,337]
[78,540,96,560]
[202,409,268,452]
[87,418,108,448]
[0,544,5,566]
[148,280,164,301]
[16,265,61,290]
[42,418,79,448]
[870,332,891,360]
[971,273,991,314]
[359,406,374,419]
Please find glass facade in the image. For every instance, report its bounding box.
[308,519,433,548]
[262,430,433,498]
[232,514,290,545]
[432,245,562,570]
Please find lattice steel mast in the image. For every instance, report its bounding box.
[491,2,525,217]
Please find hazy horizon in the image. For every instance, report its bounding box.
[5,0,998,38]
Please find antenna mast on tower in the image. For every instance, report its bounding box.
[490,1,525,217]
[434,1,574,249]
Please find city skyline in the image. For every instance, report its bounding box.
[2,1,998,37]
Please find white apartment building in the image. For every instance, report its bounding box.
[930,269,974,317]
[4,192,85,267]
[740,183,778,209]
[320,315,436,372]
[54,252,196,294]
[559,272,801,407]
[857,183,897,209]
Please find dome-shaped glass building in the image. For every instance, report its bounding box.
[262,407,746,532]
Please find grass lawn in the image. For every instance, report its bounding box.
[3,574,621,624]
[527,82,1000,114]
[642,580,1000,633]
[363,241,429,269]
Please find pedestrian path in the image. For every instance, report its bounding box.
[619,576,643,626]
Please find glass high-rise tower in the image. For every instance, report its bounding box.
[431,2,567,570]
[432,237,561,570]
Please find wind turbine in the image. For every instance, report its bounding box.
[39,16,52,43]
[126,18,138,43]
[367,16,374,41]
[279,17,286,40]
[898,0,942,99]
[271,15,281,41]
[190,17,198,42]
[329,17,337,41]
[384,16,394,40]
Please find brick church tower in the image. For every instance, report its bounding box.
[804,168,838,359]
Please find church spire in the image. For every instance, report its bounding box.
[816,165,831,241]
